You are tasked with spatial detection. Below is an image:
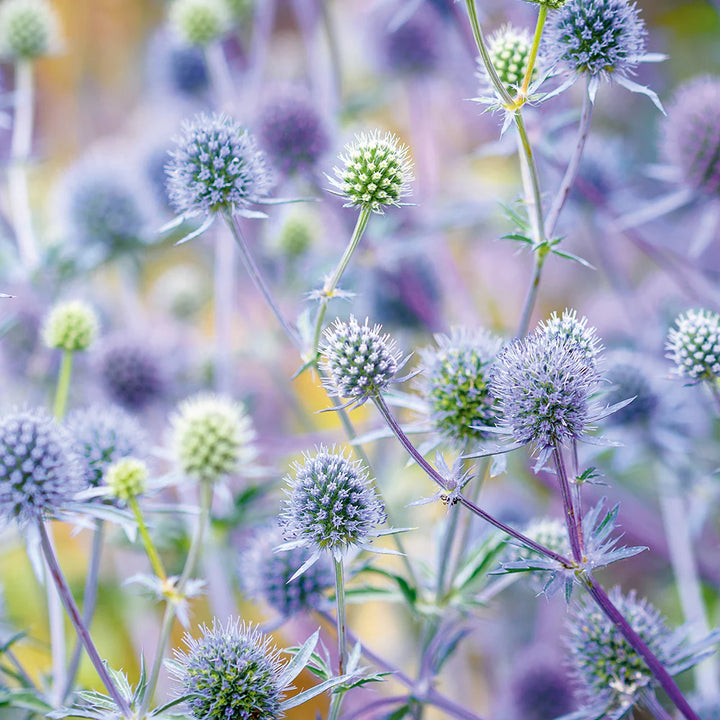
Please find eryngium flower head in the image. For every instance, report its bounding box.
[484,25,533,93]
[567,589,674,711]
[511,660,576,720]
[666,308,720,382]
[169,0,231,47]
[280,447,386,561]
[603,352,660,427]
[489,312,602,456]
[257,92,330,176]
[171,393,257,484]
[171,618,285,720]
[106,458,148,501]
[0,0,60,59]
[381,10,441,76]
[543,0,647,79]
[240,525,333,617]
[418,327,501,444]
[66,405,146,487]
[0,409,81,524]
[663,77,720,196]
[320,317,402,406]
[166,113,273,218]
[540,308,602,368]
[524,0,567,8]
[329,131,413,213]
[97,338,165,411]
[42,300,99,353]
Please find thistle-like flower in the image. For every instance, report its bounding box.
[106,458,148,501]
[166,113,274,221]
[0,409,82,524]
[170,619,286,720]
[171,393,257,484]
[417,327,501,445]
[42,300,99,353]
[542,0,661,107]
[524,0,567,8]
[511,658,576,720]
[539,308,602,367]
[663,77,720,197]
[482,25,534,94]
[328,131,414,213]
[239,525,333,617]
[66,404,146,487]
[320,316,403,408]
[488,311,603,466]
[381,9,441,77]
[169,0,231,47]
[279,447,387,570]
[0,0,60,60]
[256,91,330,177]
[567,588,716,717]
[666,308,720,383]
[603,352,660,428]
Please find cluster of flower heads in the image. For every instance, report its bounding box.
[418,327,501,445]
[663,77,720,197]
[170,618,286,720]
[321,316,403,408]
[279,447,387,566]
[166,113,273,218]
[171,393,257,484]
[0,409,82,524]
[0,0,60,60]
[329,131,414,213]
[489,309,603,465]
[666,308,720,383]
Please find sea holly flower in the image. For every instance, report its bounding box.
[666,308,720,384]
[0,0,61,60]
[480,25,535,95]
[169,0,231,47]
[42,300,99,353]
[541,0,664,108]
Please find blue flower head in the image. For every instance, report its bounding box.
[166,113,274,218]
[666,308,720,383]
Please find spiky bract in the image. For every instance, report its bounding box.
[666,308,720,382]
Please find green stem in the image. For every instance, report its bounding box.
[53,350,73,421]
[129,497,167,582]
[328,557,348,720]
[518,6,547,97]
[311,206,372,356]
[434,505,460,605]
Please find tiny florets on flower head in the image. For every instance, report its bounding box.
[489,311,602,457]
[482,25,534,94]
[0,409,82,524]
[329,131,414,213]
[171,393,257,484]
[166,113,274,218]
[169,0,231,47]
[106,458,148,501]
[539,308,602,367]
[0,0,61,60]
[171,618,285,720]
[320,316,403,406]
[42,300,99,353]
[542,0,647,80]
[418,327,502,445]
[510,657,577,720]
[666,308,720,383]
[662,77,720,197]
[280,447,387,561]
[523,0,567,8]
[66,404,146,488]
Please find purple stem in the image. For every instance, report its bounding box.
[552,443,584,563]
[38,521,130,717]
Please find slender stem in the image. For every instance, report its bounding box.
[435,505,460,604]
[38,521,130,716]
[518,6,547,98]
[372,394,572,567]
[63,520,104,702]
[311,206,372,355]
[516,250,546,338]
[141,479,213,714]
[583,578,700,720]
[318,0,342,110]
[545,85,595,237]
[223,211,304,351]
[213,228,235,395]
[552,443,584,563]
[45,533,66,707]
[333,557,348,675]
[708,380,720,414]
[514,115,546,245]
[9,60,39,270]
[53,350,74,421]
[129,497,167,582]
[5,649,37,691]
[642,691,675,720]
[204,42,236,113]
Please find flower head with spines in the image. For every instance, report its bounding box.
[169,0,231,47]
[539,308,602,368]
[170,618,286,720]
[488,311,603,466]
[329,131,414,214]
[381,9,442,77]
[524,0,567,8]
[320,316,403,408]
[0,0,61,60]
[166,113,274,219]
[666,308,720,383]
[603,352,660,428]
[542,0,661,108]
[662,77,720,197]
[66,404,146,488]
[0,409,82,525]
[42,300,99,353]
[483,25,534,94]
[171,393,257,484]
[279,447,387,569]
[417,326,501,445]
[106,458,148,502]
